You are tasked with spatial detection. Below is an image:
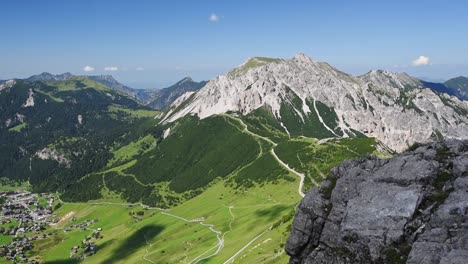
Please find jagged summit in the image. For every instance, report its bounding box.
[162,53,468,152]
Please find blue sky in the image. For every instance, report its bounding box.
[1,0,468,88]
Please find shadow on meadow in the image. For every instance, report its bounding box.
[101,224,165,263]
[254,204,290,221]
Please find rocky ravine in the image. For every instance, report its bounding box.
[286,140,468,264]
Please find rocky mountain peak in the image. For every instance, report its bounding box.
[293,52,317,64]
[177,77,194,84]
[162,54,468,152]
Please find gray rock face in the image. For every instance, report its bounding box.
[286,140,468,264]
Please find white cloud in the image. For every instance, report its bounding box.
[136,67,144,71]
[412,56,430,66]
[209,13,219,22]
[104,66,119,71]
[83,65,95,72]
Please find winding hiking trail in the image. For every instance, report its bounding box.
[222,114,307,197]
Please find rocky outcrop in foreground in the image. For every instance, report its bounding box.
[286,140,468,264]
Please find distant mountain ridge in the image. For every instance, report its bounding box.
[25,72,74,82]
[147,77,208,110]
[17,73,207,110]
[444,76,468,100]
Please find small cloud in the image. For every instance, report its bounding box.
[104,66,119,71]
[83,65,95,72]
[136,67,144,71]
[209,13,219,22]
[412,56,430,66]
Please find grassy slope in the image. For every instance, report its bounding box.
[125,116,260,193]
[7,123,27,132]
[229,57,282,76]
[275,137,377,189]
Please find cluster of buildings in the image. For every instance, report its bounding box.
[64,217,99,232]
[0,190,104,263]
[0,191,54,263]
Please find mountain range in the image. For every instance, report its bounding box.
[1,53,467,198]
[0,53,467,263]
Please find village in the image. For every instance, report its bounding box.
[0,190,102,263]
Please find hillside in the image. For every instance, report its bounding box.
[22,73,207,110]
[0,77,160,196]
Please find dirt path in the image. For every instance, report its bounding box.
[50,211,75,226]
[221,114,307,197]
[223,226,272,264]
[270,150,307,197]
[159,212,224,264]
